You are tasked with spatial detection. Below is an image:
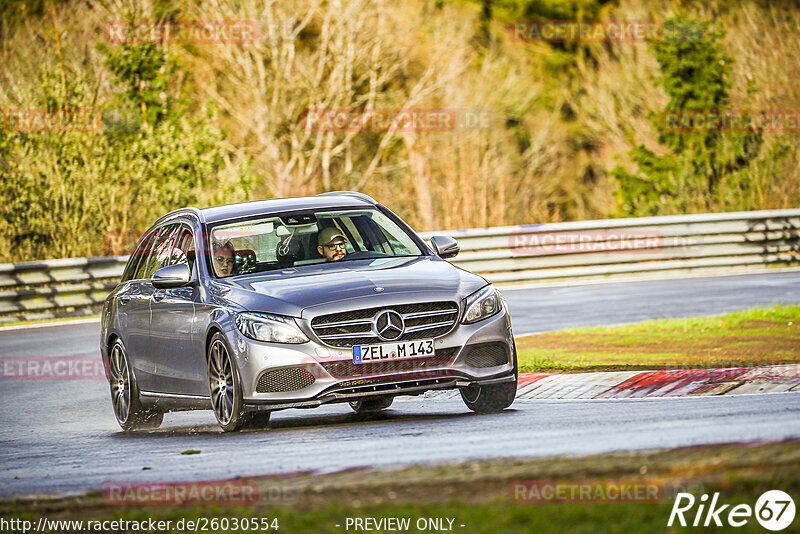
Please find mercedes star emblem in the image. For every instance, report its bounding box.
[375,310,404,341]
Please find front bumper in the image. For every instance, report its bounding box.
[226,308,516,409]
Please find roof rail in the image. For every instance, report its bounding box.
[316,191,377,204]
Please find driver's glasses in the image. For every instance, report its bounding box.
[325,242,347,250]
[215,256,235,266]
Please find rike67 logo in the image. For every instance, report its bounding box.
[668,490,796,531]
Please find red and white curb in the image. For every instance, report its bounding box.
[518,364,800,399]
[425,364,800,400]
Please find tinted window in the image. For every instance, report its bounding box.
[142,224,179,279]
[130,230,161,280]
[121,239,147,283]
[169,226,196,270]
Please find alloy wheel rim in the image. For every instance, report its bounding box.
[109,344,131,423]
[209,340,234,425]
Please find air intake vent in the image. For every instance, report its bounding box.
[256,367,315,393]
[311,302,459,348]
[463,342,509,368]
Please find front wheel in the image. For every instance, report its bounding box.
[460,380,516,413]
[108,340,163,431]
[208,333,248,432]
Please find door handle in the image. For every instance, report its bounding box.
[119,294,131,305]
[152,290,166,302]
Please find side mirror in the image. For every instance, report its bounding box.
[152,264,193,289]
[430,235,460,259]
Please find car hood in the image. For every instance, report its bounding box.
[209,256,487,318]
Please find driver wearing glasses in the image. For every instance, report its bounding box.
[317,227,349,262]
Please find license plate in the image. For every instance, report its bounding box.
[353,339,434,363]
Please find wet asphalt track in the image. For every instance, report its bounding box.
[1,271,800,497]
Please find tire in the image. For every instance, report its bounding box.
[349,396,393,413]
[108,339,163,431]
[460,380,516,413]
[207,332,249,432]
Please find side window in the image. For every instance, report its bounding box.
[142,224,178,279]
[149,224,179,278]
[131,230,160,280]
[121,238,148,283]
[169,226,196,270]
[340,215,392,254]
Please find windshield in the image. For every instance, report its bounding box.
[208,208,424,278]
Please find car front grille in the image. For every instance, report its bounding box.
[320,347,459,378]
[463,342,509,368]
[311,302,460,348]
[256,367,316,393]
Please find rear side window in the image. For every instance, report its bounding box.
[142,224,179,279]
[123,230,158,282]
[130,225,175,280]
[120,246,142,283]
[169,226,196,271]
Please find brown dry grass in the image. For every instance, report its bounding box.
[1,0,798,261]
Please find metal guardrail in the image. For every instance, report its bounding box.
[1,209,798,323]
[0,256,129,323]
[420,208,800,285]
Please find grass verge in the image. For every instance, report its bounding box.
[2,440,798,533]
[516,303,800,373]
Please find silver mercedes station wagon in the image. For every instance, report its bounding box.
[101,192,517,431]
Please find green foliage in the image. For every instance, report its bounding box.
[492,0,610,67]
[492,0,607,21]
[1,1,797,261]
[0,0,47,31]
[96,41,181,126]
[611,17,764,216]
[0,36,252,261]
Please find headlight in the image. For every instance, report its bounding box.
[462,285,503,324]
[235,313,309,344]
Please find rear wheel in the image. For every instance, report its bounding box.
[349,396,393,413]
[109,340,163,431]
[460,380,516,413]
